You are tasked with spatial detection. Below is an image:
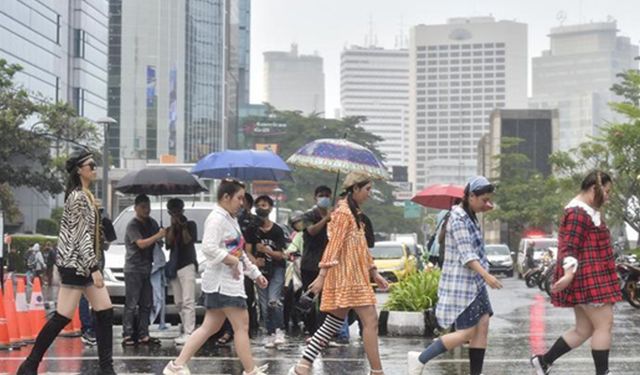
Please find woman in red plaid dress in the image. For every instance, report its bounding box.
[531,171,621,375]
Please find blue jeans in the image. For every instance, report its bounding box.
[79,295,94,334]
[338,316,350,339]
[150,268,166,328]
[257,266,285,335]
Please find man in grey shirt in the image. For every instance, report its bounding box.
[122,194,165,345]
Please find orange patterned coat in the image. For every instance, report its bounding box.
[319,200,377,311]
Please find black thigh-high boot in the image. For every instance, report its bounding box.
[93,308,116,375]
[17,311,71,375]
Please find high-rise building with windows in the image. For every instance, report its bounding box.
[340,46,409,170]
[109,0,186,167]
[1,0,108,120]
[408,17,527,190]
[530,21,638,152]
[109,0,248,166]
[1,0,109,232]
[264,44,325,115]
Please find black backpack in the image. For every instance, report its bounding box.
[436,212,452,268]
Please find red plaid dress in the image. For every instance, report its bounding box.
[551,206,622,307]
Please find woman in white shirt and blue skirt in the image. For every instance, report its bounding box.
[163,179,269,375]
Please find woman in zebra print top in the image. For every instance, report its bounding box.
[18,147,116,375]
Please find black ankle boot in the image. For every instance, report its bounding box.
[17,311,71,375]
[16,358,39,375]
[93,308,116,375]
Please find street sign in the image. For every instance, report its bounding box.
[404,201,422,219]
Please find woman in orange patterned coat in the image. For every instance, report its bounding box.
[288,172,389,375]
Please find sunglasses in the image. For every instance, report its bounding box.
[222,177,245,188]
[82,161,97,170]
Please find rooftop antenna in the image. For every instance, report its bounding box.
[366,14,377,48]
[556,10,567,26]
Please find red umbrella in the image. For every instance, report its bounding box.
[411,184,465,210]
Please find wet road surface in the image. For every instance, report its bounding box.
[1,277,639,374]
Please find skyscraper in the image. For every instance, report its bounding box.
[109,0,186,167]
[264,44,325,115]
[109,0,247,166]
[1,0,108,120]
[530,21,639,151]
[341,46,409,170]
[409,17,527,190]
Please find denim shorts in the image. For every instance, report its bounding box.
[454,287,493,330]
[202,292,247,309]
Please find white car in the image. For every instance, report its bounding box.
[485,244,514,277]
[104,201,216,319]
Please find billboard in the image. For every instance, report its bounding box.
[168,67,177,155]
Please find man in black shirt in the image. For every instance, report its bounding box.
[252,195,288,348]
[165,198,198,346]
[300,185,332,333]
[123,194,165,346]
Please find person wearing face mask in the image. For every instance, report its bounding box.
[408,176,502,375]
[299,185,333,334]
[252,195,288,348]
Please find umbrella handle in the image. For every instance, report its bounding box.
[332,171,341,206]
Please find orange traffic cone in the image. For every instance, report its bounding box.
[0,288,11,350]
[29,277,47,337]
[3,279,23,348]
[15,278,34,343]
[71,307,81,336]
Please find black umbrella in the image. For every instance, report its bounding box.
[115,167,208,225]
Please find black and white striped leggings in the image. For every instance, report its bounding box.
[302,313,344,363]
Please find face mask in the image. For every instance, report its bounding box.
[316,197,331,208]
[255,208,271,218]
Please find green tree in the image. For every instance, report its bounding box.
[0,59,99,223]
[243,107,423,239]
[551,69,640,241]
[487,137,569,250]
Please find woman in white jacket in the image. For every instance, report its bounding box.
[164,179,269,375]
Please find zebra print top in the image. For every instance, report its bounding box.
[56,189,100,276]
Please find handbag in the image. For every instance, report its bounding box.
[295,291,317,315]
[165,246,178,279]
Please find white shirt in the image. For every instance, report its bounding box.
[200,204,261,297]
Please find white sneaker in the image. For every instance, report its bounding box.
[407,351,425,375]
[243,364,269,375]
[174,334,190,346]
[264,334,276,348]
[163,360,191,375]
[274,328,287,345]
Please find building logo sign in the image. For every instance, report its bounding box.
[243,121,288,136]
[449,28,472,41]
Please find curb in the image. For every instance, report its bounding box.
[379,308,439,337]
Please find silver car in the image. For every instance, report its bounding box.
[104,201,216,319]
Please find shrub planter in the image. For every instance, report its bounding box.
[379,307,439,337]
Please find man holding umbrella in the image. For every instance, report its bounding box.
[122,194,165,346]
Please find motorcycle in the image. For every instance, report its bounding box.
[616,254,640,309]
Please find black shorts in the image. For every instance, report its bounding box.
[58,267,93,289]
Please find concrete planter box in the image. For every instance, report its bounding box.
[379,308,439,337]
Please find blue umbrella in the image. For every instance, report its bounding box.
[192,149,293,181]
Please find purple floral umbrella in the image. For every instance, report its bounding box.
[287,138,390,180]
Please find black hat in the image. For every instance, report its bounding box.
[65,147,93,173]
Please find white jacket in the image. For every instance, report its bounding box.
[201,204,261,297]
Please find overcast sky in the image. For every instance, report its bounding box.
[250,0,640,118]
